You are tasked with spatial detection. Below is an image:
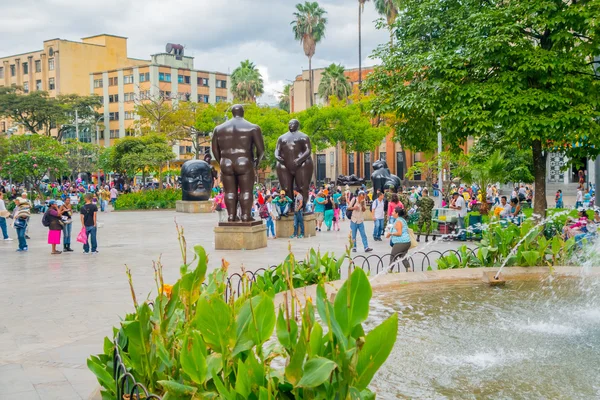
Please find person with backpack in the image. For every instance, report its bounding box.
[212,189,227,222]
[348,191,373,253]
[44,200,64,255]
[12,198,30,252]
[80,194,99,254]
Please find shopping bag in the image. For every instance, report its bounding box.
[76,227,87,244]
[408,228,418,249]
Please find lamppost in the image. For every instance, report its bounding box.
[594,56,600,196]
[94,115,104,185]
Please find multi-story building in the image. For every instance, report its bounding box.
[0,34,147,136]
[90,46,233,161]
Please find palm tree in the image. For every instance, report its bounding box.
[318,64,352,103]
[373,0,398,45]
[292,1,328,107]
[230,60,264,102]
[278,84,291,112]
[358,0,370,88]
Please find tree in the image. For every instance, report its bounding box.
[134,96,187,144]
[292,1,328,107]
[278,84,291,112]
[373,0,398,45]
[406,151,466,196]
[0,87,63,135]
[55,93,103,141]
[108,135,175,186]
[193,102,229,159]
[318,64,352,103]
[367,0,600,216]
[62,140,101,182]
[243,103,290,169]
[230,60,264,102]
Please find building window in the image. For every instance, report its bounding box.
[48,78,55,90]
[139,90,151,100]
[178,92,191,101]
[35,60,41,73]
[23,82,29,93]
[185,76,190,84]
[1,122,5,132]
[123,92,135,102]
[125,129,134,137]
[36,80,42,90]
[108,94,119,103]
[216,96,227,103]
[198,77,208,86]
[124,111,135,120]
[109,129,119,139]
[0,67,3,79]
[396,152,404,179]
[178,75,184,84]
[108,77,118,86]
[159,72,171,82]
[364,152,371,180]
[379,152,386,162]
[139,72,150,82]
[348,153,355,175]
[10,65,15,77]
[22,63,28,75]
[93,79,103,88]
[159,90,172,99]
[48,58,54,71]
[216,79,227,88]
[123,75,134,84]
[109,112,119,121]
[198,94,209,103]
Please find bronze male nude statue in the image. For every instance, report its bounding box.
[274,119,313,209]
[211,104,265,222]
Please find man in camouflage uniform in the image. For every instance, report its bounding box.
[398,190,411,213]
[383,185,396,226]
[417,188,435,242]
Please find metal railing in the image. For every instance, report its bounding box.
[113,336,162,400]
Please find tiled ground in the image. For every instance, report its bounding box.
[0,209,461,399]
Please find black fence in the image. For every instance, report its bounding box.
[111,247,474,399]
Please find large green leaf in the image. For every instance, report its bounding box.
[236,358,251,398]
[316,284,347,350]
[194,294,234,354]
[522,250,540,267]
[193,245,208,283]
[180,330,207,385]
[285,336,306,386]
[308,322,324,357]
[356,313,398,390]
[334,268,372,336]
[87,356,115,391]
[250,293,276,346]
[157,380,198,396]
[276,307,298,350]
[297,357,337,388]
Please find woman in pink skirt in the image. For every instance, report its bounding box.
[45,200,64,254]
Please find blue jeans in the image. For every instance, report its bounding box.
[293,211,304,237]
[340,205,347,220]
[266,216,275,237]
[351,221,369,249]
[100,200,107,212]
[83,226,97,252]
[277,204,289,216]
[0,217,8,239]
[16,224,27,250]
[63,222,72,246]
[373,218,384,239]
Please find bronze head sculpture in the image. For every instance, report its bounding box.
[274,119,313,210]
[181,160,213,201]
[211,104,265,222]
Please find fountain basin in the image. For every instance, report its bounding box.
[368,267,600,398]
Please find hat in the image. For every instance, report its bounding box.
[358,190,366,196]
[15,197,25,203]
[48,200,56,206]
[56,200,64,206]
[280,190,285,195]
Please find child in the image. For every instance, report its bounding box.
[332,203,340,231]
[555,190,563,209]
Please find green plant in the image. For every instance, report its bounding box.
[114,189,181,210]
[89,228,397,399]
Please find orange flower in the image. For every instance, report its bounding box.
[161,284,173,299]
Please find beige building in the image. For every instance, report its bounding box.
[90,46,233,162]
[0,34,147,135]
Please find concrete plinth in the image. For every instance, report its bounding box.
[176,200,212,213]
[214,222,267,250]
[275,213,317,238]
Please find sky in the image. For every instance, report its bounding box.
[0,0,389,104]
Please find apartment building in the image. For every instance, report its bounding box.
[90,47,232,161]
[0,34,147,136]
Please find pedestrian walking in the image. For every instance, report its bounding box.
[386,207,411,262]
[416,188,435,242]
[12,198,30,252]
[0,192,13,241]
[314,191,326,232]
[332,203,341,231]
[291,188,304,239]
[324,195,334,231]
[44,200,64,255]
[265,195,276,239]
[212,190,227,223]
[60,198,74,252]
[348,191,373,253]
[371,192,385,241]
[109,186,118,208]
[80,194,98,254]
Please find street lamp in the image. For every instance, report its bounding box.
[94,114,104,186]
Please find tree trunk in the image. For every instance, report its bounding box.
[358,4,362,89]
[532,139,547,217]
[309,56,313,107]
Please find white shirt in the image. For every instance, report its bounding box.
[0,199,6,212]
[500,202,511,216]
[576,190,583,202]
[372,198,385,219]
[455,196,467,217]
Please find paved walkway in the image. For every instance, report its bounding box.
[0,209,461,399]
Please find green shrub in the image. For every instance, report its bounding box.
[88,233,397,399]
[114,189,181,210]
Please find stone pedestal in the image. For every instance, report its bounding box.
[214,221,267,250]
[176,200,212,213]
[276,213,316,238]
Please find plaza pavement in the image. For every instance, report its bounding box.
[0,209,463,399]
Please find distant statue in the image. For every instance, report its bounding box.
[211,104,265,222]
[336,174,365,186]
[371,160,401,193]
[274,119,313,207]
[181,160,213,201]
